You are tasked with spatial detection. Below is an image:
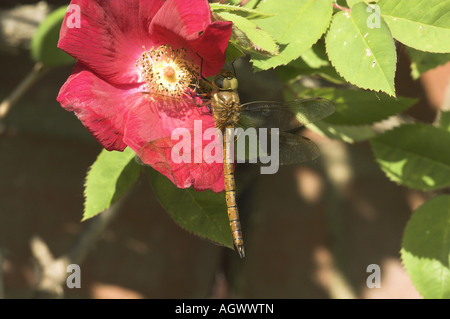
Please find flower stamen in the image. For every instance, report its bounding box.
[136,44,199,97]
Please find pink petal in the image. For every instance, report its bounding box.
[150,0,232,77]
[187,21,233,77]
[58,0,164,85]
[142,137,225,192]
[151,0,212,41]
[57,63,143,151]
[123,92,225,192]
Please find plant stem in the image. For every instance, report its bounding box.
[0,62,48,119]
[31,191,129,298]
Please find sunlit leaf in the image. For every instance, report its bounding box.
[226,0,260,9]
[379,0,450,53]
[370,124,450,190]
[84,148,141,220]
[251,0,333,70]
[308,121,376,143]
[401,195,450,299]
[325,2,397,96]
[346,0,379,7]
[346,0,364,7]
[214,11,278,57]
[210,2,274,19]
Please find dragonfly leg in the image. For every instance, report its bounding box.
[195,52,212,84]
[187,90,213,113]
[231,60,237,78]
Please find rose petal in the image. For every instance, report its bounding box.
[187,21,233,77]
[59,0,164,85]
[57,63,143,151]
[151,0,212,41]
[141,136,225,192]
[150,0,232,77]
[123,92,225,192]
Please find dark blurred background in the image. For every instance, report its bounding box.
[0,1,448,299]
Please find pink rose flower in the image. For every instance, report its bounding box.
[57,0,232,192]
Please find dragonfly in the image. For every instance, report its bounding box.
[135,69,335,258]
[207,70,335,258]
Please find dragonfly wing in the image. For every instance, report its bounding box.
[234,130,320,165]
[238,97,335,131]
[276,131,321,165]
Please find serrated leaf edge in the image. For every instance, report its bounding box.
[325,9,397,96]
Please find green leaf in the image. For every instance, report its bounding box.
[251,0,333,70]
[407,47,450,80]
[227,0,260,8]
[277,58,345,84]
[346,0,379,7]
[439,111,450,133]
[308,67,346,84]
[83,148,141,221]
[214,11,279,56]
[308,121,376,143]
[346,0,364,7]
[277,42,346,84]
[225,43,247,63]
[300,88,417,125]
[370,124,450,191]
[148,168,233,249]
[300,40,330,69]
[379,0,450,53]
[325,2,397,96]
[31,6,75,66]
[401,195,450,299]
[210,3,274,19]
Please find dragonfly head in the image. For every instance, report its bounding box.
[214,70,238,92]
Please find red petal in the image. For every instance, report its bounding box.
[150,0,232,77]
[140,137,225,192]
[151,0,212,41]
[187,21,233,77]
[123,93,225,192]
[58,0,164,85]
[57,63,143,151]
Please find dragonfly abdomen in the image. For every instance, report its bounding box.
[223,125,245,258]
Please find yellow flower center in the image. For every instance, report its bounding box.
[136,44,199,97]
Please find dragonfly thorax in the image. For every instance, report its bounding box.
[211,90,241,131]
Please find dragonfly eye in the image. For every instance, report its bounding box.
[214,73,238,91]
